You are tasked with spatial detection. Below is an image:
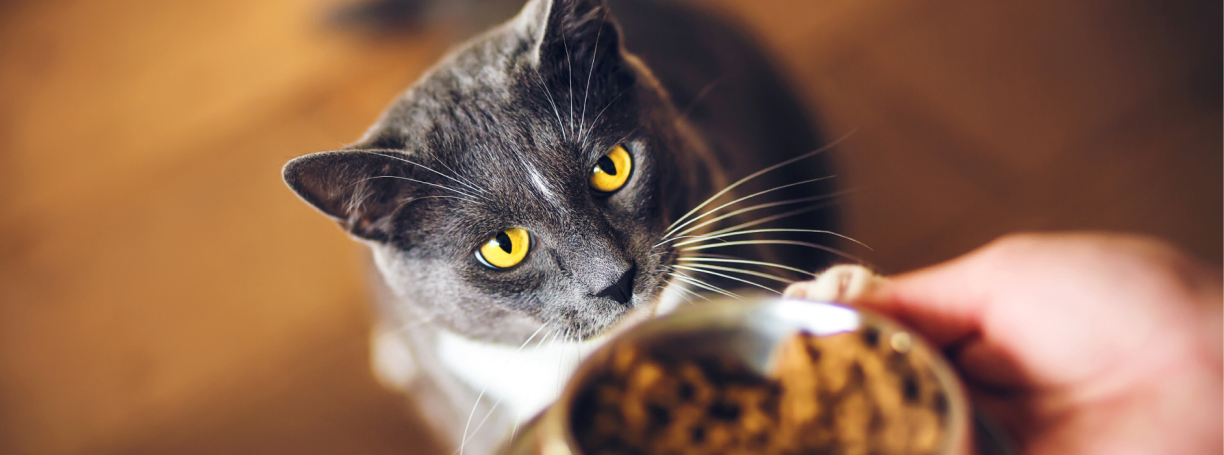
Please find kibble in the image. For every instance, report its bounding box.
[571,329,948,455]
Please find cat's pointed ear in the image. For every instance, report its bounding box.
[283,151,414,242]
[517,0,624,71]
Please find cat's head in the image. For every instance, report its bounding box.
[284,0,713,344]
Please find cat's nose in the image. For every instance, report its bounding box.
[595,266,636,305]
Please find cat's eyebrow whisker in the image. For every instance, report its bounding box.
[673,265,781,294]
[578,6,610,143]
[674,228,870,250]
[682,239,863,263]
[673,193,843,239]
[678,256,818,278]
[674,263,794,285]
[669,271,743,300]
[391,195,471,214]
[358,175,479,201]
[435,158,490,195]
[664,130,857,235]
[561,33,576,139]
[580,91,626,150]
[363,151,488,198]
[662,177,834,240]
[532,70,567,140]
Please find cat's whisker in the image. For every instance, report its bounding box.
[673,193,841,239]
[682,239,863,263]
[516,324,549,353]
[663,130,856,235]
[658,272,705,306]
[456,397,503,455]
[674,228,870,250]
[654,234,730,249]
[673,285,706,304]
[662,177,834,241]
[391,195,471,215]
[672,265,781,294]
[678,256,818,278]
[674,263,794,285]
[578,6,610,143]
[363,151,488,198]
[435,158,490,195]
[700,197,848,239]
[669,271,743,300]
[359,175,479,201]
[580,91,626,150]
[459,385,490,455]
[561,34,576,139]
[532,70,568,140]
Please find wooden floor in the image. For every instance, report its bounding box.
[0,0,1218,454]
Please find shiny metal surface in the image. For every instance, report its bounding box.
[499,297,978,455]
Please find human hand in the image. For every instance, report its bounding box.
[852,233,1222,454]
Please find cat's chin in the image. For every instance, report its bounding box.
[580,304,655,342]
[575,276,685,342]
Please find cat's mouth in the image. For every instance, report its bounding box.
[566,247,681,342]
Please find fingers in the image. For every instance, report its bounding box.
[851,247,999,349]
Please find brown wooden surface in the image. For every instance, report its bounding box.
[0,0,1218,454]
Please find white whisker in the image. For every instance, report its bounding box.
[561,33,575,138]
[663,177,834,240]
[678,256,817,278]
[669,272,743,300]
[701,198,846,239]
[532,70,566,140]
[459,386,488,455]
[578,7,609,143]
[674,228,870,250]
[581,91,626,150]
[456,398,502,455]
[358,175,478,201]
[675,263,794,284]
[364,151,488,198]
[436,158,489,195]
[673,265,781,294]
[664,130,857,234]
[682,239,862,263]
[674,194,839,239]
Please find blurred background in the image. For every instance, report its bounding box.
[0,0,1218,454]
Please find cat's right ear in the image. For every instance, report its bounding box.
[283,151,414,242]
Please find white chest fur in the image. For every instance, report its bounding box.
[433,281,690,422]
[436,330,602,421]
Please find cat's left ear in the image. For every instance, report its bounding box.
[283,151,418,242]
[518,0,625,73]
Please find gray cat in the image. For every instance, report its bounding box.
[284,0,840,452]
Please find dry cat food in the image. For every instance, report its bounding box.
[571,328,948,455]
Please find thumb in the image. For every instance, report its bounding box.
[852,250,999,349]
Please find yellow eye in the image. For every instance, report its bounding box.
[589,145,632,193]
[476,228,531,269]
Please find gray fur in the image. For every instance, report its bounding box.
[284,0,837,450]
[286,0,715,344]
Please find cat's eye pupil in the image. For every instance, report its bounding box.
[596,156,618,176]
[495,231,513,254]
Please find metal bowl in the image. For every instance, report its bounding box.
[499,297,980,455]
